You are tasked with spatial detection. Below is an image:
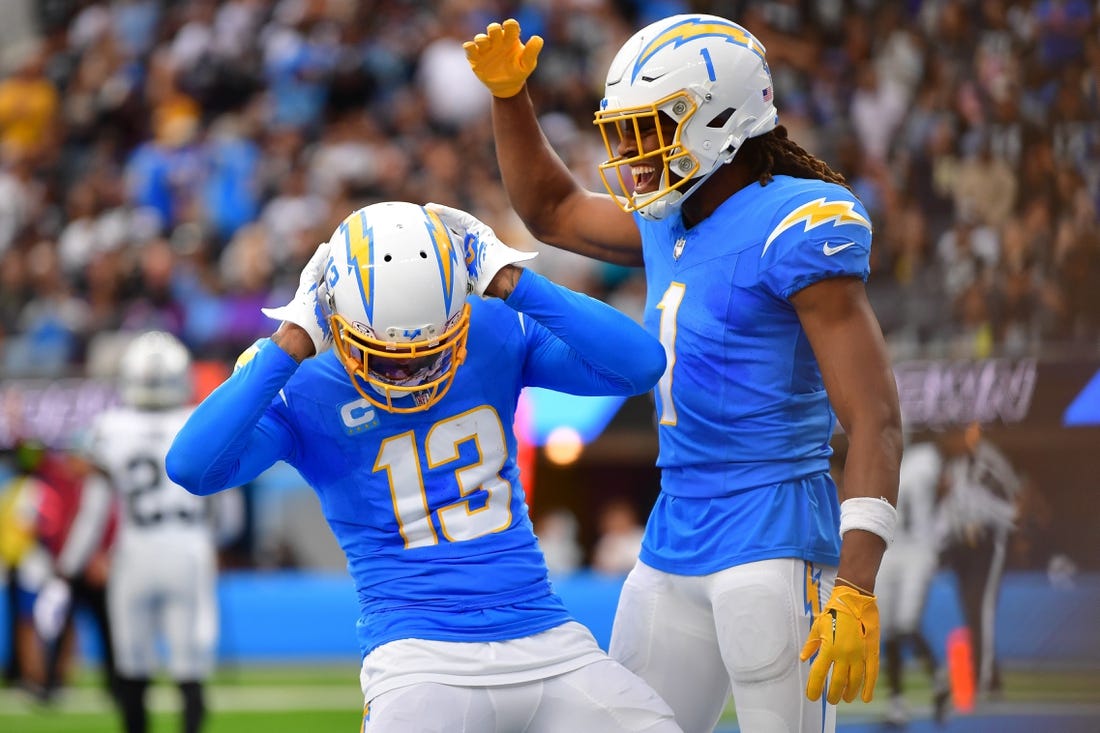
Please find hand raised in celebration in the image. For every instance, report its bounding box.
[464,19,544,99]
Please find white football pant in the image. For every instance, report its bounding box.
[610,558,838,733]
[108,536,217,680]
[362,658,682,732]
[876,540,937,638]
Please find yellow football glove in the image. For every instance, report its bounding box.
[464,18,544,99]
[799,584,880,704]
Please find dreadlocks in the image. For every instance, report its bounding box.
[738,125,850,190]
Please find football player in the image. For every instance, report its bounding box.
[167,201,682,732]
[876,440,950,724]
[463,14,903,733]
[35,330,237,733]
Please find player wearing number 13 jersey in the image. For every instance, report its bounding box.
[167,201,682,732]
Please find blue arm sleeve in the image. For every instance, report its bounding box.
[502,269,666,396]
[166,339,299,496]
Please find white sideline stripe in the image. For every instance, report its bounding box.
[0,685,362,715]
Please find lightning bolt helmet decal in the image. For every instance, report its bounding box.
[632,17,766,83]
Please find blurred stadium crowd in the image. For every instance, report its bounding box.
[0,0,1096,377]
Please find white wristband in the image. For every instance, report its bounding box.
[839,497,897,546]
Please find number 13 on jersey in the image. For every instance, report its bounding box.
[374,405,514,549]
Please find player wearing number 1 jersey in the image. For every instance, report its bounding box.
[167,201,681,733]
[465,13,903,733]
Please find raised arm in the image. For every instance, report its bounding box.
[504,266,665,395]
[169,239,334,495]
[466,19,642,265]
[427,202,664,394]
[166,334,298,495]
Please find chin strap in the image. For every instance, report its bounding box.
[638,151,733,221]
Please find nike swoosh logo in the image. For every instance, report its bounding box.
[823,241,856,256]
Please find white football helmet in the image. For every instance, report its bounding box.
[325,201,470,413]
[594,14,778,220]
[118,330,192,409]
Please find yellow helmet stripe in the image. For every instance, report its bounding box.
[424,208,456,314]
[343,208,375,322]
[633,17,765,82]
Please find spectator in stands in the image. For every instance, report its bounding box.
[0,0,1091,371]
[953,134,1018,230]
[0,40,58,165]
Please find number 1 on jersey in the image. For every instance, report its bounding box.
[656,282,685,425]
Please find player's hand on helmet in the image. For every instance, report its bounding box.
[261,240,333,357]
[426,202,536,297]
[33,577,71,642]
[799,583,881,704]
[464,18,543,99]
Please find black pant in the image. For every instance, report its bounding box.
[941,528,1008,694]
[2,570,21,685]
[43,575,119,701]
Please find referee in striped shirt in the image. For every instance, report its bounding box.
[937,423,1021,699]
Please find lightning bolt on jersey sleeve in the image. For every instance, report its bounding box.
[757,185,873,300]
[503,269,666,396]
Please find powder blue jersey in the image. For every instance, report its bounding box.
[167,270,665,659]
[636,175,873,574]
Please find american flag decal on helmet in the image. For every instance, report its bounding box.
[762,86,773,102]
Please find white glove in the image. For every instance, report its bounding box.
[34,577,71,642]
[426,202,536,296]
[262,240,334,355]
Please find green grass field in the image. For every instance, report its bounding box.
[3,665,1098,732]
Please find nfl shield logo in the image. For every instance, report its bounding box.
[673,237,686,260]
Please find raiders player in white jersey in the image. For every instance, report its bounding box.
[875,440,950,725]
[35,331,240,733]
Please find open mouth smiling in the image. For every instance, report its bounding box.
[631,164,658,192]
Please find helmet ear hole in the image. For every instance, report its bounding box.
[706,108,735,128]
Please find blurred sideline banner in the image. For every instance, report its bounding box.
[2,570,1093,667]
[3,356,1098,448]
